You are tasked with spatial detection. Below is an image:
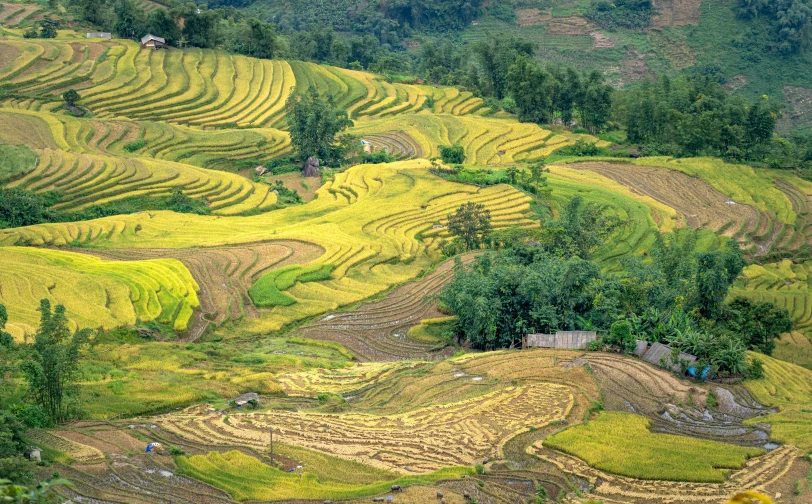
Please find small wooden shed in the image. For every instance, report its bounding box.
[140,34,166,49]
[523,331,597,350]
[231,392,259,407]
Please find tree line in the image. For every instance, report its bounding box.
[437,203,791,377]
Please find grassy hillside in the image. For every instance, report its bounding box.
[463,0,812,132]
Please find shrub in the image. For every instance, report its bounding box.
[124,139,145,152]
[606,320,635,352]
[439,144,465,164]
[62,89,80,107]
[10,404,50,428]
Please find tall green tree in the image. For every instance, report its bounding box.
[693,242,745,319]
[285,86,353,165]
[506,56,552,124]
[447,201,492,250]
[724,298,792,355]
[19,300,90,424]
[146,9,181,45]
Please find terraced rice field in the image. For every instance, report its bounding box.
[624,157,799,256]
[350,114,608,165]
[6,148,278,215]
[743,353,812,451]
[0,160,536,337]
[29,350,809,504]
[91,241,324,338]
[0,109,291,170]
[585,353,774,447]
[0,246,199,339]
[291,254,475,361]
[0,39,492,128]
[731,260,812,337]
[568,161,762,240]
[534,443,804,503]
[0,3,41,27]
[543,411,764,482]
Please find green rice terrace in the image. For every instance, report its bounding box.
[1,6,812,504]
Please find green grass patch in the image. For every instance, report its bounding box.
[249,264,334,307]
[0,143,37,181]
[543,411,763,482]
[176,450,472,501]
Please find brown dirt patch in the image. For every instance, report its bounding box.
[618,50,655,86]
[3,4,39,25]
[266,172,322,203]
[69,43,87,63]
[650,31,697,69]
[0,111,59,149]
[516,8,550,27]
[0,42,21,71]
[651,0,701,27]
[545,15,593,35]
[570,161,762,238]
[777,85,812,133]
[589,31,615,49]
[724,74,749,92]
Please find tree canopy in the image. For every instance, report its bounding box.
[285,86,353,166]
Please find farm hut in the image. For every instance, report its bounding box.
[140,34,167,49]
[633,339,649,358]
[523,331,597,350]
[28,447,41,462]
[87,32,111,39]
[231,392,259,407]
[639,342,697,373]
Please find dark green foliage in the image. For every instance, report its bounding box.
[146,9,181,45]
[506,56,553,124]
[113,0,145,39]
[549,195,620,259]
[61,89,79,107]
[0,305,11,350]
[8,404,49,429]
[616,74,782,159]
[0,478,72,503]
[737,0,812,54]
[439,144,465,164]
[442,224,773,374]
[0,410,33,486]
[182,6,220,49]
[286,86,353,166]
[446,201,492,250]
[357,151,396,164]
[381,0,483,31]
[472,37,535,100]
[0,189,58,229]
[438,250,604,349]
[19,300,91,424]
[555,139,601,156]
[723,298,793,355]
[123,139,145,152]
[586,0,653,30]
[606,320,635,352]
[37,17,59,38]
[0,411,26,459]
